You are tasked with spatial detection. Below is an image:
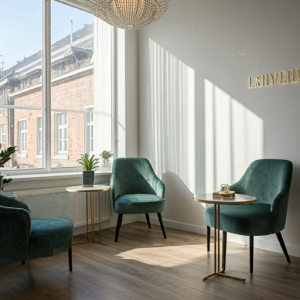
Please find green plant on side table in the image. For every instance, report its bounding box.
[0,146,17,191]
[77,153,100,187]
[99,150,113,172]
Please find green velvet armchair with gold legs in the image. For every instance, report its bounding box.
[206,159,293,274]
[110,157,167,242]
[0,193,73,270]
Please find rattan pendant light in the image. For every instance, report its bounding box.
[84,0,170,29]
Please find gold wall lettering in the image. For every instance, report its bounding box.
[249,68,300,89]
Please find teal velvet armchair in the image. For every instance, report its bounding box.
[206,159,293,274]
[110,157,166,242]
[0,194,73,270]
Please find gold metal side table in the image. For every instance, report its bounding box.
[194,193,256,282]
[66,185,110,246]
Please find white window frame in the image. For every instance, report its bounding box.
[85,106,94,154]
[55,112,68,155]
[0,0,117,175]
[36,115,43,156]
[18,119,27,157]
[0,124,7,149]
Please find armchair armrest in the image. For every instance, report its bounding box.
[152,176,165,198]
[0,206,31,265]
[230,180,244,194]
[0,193,29,212]
[270,192,289,233]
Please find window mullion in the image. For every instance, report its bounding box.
[42,0,51,172]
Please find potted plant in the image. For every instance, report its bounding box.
[99,150,113,172]
[0,146,17,191]
[77,154,100,187]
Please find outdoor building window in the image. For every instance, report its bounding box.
[0,0,115,174]
[18,119,27,154]
[55,113,68,154]
[85,107,94,154]
[37,116,42,155]
[0,124,7,149]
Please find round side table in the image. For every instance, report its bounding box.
[67,185,110,246]
[194,193,256,281]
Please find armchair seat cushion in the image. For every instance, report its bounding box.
[115,194,166,214]
[29,218,73,260]
[205,204,272,236]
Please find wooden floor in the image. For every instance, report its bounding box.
[1,222,300,300]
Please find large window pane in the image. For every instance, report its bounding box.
[0,0,114,173]
[51,1,113,168]
[0,108,43,169]
[0,1,43,170]
[0,1,43,108]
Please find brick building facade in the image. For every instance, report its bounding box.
[0,23,95,169]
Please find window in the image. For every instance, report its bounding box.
[18,119,27,154]
[55,113,68,154]
[0,124,7,149]
[0,0,116,174]
[85,107,94,154]
[37,116,42,155]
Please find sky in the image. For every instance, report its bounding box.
[0,0,94,71]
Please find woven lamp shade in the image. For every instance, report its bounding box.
[84,0,170,29]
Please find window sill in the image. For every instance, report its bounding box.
[17,153,28,158]
[3,170,112,193]
[35,155,42,159]
[53,154,69,160]
[6,170,112,182]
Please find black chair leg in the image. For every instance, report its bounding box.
[157,213,166,239]
[222,231,227,272]
[250,236,254,274]
[207,226,210,252]
[115,214,123,242]
[68,246,72,272]
[145,214,151,229]
[276,232,290,262]
[22,261,25,265]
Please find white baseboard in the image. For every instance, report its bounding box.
[138,215,300,258]
[74,215,139,236]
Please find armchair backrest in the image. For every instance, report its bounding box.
[231,159,293,205]
[110,157,165,208]
[0,194,31,265]
[230,159,293,232]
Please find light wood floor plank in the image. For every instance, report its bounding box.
[1,222,299,300]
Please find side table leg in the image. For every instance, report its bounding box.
[214,204,217,274]
[91,192,94,241]
[218,204,220,273]
[98,192,107,246]
[99,191,101,243]
[86,192,89,241]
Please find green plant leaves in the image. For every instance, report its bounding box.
[100,150,113,164]
[0,146,17,168]
[76,153,100,171]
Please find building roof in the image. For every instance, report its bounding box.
[1,23,94,79]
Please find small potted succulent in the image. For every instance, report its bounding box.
[0,146,17,191]
[77,154,100,187]
[99,150,113,172]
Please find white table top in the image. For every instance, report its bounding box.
[193,193,256,205]
[66,185,110,193]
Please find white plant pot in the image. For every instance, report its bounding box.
[101,163,112,172]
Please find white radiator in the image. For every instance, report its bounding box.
[14,188,113,228]
[74,189,112,228]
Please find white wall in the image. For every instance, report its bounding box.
[138,0,300,257]
[116,29,139,158]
